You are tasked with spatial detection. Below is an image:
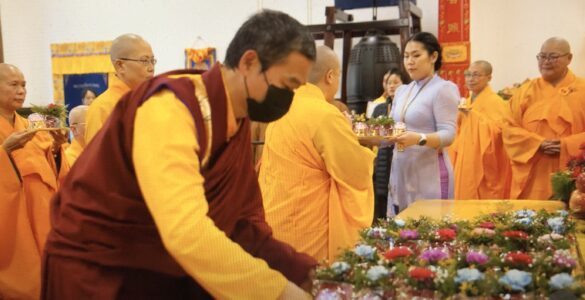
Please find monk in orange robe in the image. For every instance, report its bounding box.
[0,64,68,300]
[84,34,155,144]
[64,105,87,166]
[503,37,585,200]
[450,61,511,199]
[259,46,375,262]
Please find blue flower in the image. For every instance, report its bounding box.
[547,217,565,233]
[549,273,574,290]
[331,262,350,275]
[366,265,390,282]
[394,219,405,227]
[354,244,376,260]
[557,210,569,217]
[454,268,484,283]
[514,209,536,218]
[499,269,532,292]
[515,217,532,225]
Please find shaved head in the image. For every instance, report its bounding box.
[69,105,88,123]
[542,37,571,54]
[307,46,341,103]
[0,63,26,115]
[308,46,340,84]
[538,37,572,85]
[110,34,151,63]
[69,105,88,145]
[110,33,155,89]
[0,63,23,80]
[465,60,493,96]
[470,60,493,76]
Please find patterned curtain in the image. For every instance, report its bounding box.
[438,0,470,97]
[51,41,114,104]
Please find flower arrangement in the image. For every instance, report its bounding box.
[552,143,585,204]
[350,112,395,137]
[29,103,68,129]
[496,79,529,100]
[314,209,582,298]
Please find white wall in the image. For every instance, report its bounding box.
[470,0,585,90]
[0,0,582,104]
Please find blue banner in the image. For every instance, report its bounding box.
[63,73,108,112]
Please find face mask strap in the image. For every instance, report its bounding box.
[243,76,250,99]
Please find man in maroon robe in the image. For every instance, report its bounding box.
[42,10,317,299]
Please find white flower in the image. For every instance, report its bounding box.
[367,227,387,239]
[557,210,569,217]
[429,265,449,284]
[537,233,563,244]
[366,265,390,282]
[394,219,405,227]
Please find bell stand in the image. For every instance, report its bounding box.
[305,0,422,103]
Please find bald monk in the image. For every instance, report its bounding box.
[259,46,375,262]
[84,33,155,143]
[43,10,316,299]
[450,61,511,199]
[503,37,585,200]
[64,105,87,165]
[0,64,67,299]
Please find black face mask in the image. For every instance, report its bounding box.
[244,73,294,122]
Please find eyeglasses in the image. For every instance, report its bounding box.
[119,57,157,66]
[463,72,486,79]
[536,53,569,62]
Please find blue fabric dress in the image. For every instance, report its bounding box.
[387,74,460,216]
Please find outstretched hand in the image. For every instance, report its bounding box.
[1,130,37,153]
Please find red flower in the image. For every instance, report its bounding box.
[436,228,456,241]
[505,252,533,265]
[383,247,413,260]
[409,267,435,280]
[572,166,583,178]
[479,222,496,230]
[48,103,55,108]
[503,230,529,240]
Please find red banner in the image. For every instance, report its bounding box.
[438,0,470,96]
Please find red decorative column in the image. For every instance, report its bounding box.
[438,0,470,97]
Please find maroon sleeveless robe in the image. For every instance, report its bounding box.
[42,65,316,299]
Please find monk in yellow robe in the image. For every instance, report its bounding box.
[84,34,155,144]
[64,105,87,165]
[503,37,585,200]
[43,11,317,299]
[259,46,375,263]
[0,64,67,300]
[450,61,511,199]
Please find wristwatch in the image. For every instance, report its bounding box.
[418,133,428,146]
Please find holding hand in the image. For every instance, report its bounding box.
[540,139,560,155]
[394,131,422,148]
[49,129,68,154]
[1,130,37,153]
